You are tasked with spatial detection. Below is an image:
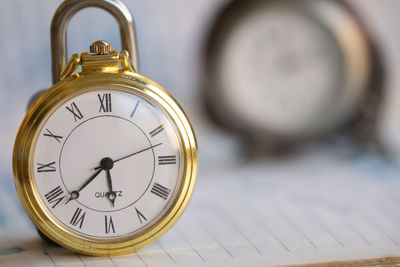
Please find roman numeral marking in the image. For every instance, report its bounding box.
[98,93,112,113]
[135,208,147,224]
[37,161,56,173]
[66,102,84,122]
[149,125,164,137]
[70,207,86,228]
[150,183,171,200]
[105,215,115,234]
[130,101,140,117]
[44,186,65,208]
[158,155,176,165]
[43,129,63,143]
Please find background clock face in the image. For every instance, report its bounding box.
[213,3,343,137]
[204,0,377,141]
[33,87,182,238]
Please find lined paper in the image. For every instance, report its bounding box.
[1,147,400,266]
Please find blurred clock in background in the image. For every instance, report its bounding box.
[203,0,383,149]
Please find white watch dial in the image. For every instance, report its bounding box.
[33,87,182,238]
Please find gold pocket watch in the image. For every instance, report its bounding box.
[13,0,197,256]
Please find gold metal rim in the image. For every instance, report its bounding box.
[13,71,198,256]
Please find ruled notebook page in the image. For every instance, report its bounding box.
[1,148,400,266]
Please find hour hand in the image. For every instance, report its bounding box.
[98,157,116,206]
[105,169,116,207]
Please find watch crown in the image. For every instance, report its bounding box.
[90,40,112,55]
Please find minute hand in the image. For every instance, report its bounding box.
[94,143,162,170]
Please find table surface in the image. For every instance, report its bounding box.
[1,141,400,267]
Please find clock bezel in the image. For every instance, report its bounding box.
[13,70,198,256]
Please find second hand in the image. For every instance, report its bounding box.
[94,143,162,170]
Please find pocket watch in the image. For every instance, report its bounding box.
[203,0,382,146]
[13,0,197,256]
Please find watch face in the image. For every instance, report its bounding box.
[32,86,182,238]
